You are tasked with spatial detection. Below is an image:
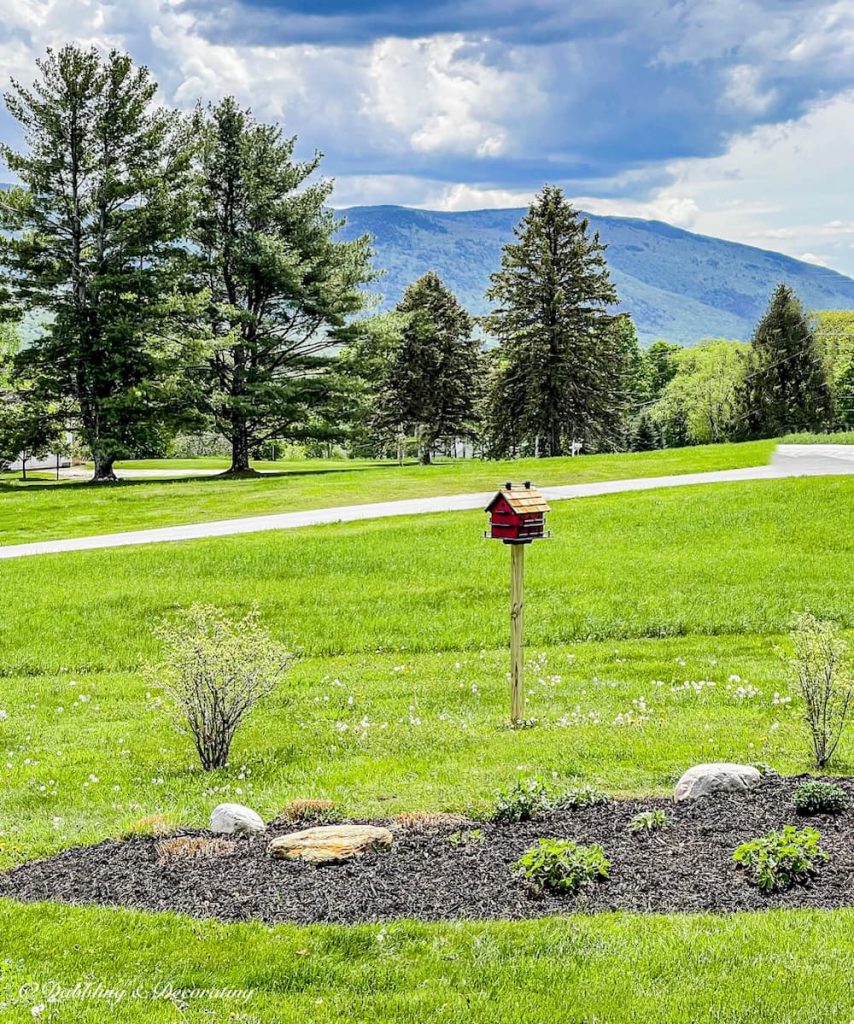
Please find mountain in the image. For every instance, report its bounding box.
[337,205,854,346]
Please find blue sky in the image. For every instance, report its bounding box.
[2,0,854,273]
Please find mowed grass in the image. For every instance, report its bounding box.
[0,439,775,545]
[0,475,851,865]
[1,474,850,677]
[1,472,853,1022]
[1,902,853,1023]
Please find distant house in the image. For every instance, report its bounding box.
[7,451,71,473]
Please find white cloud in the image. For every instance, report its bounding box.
[581,90,854,275]
[363,35,541,158]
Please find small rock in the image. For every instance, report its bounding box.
[268,824,393,864]
[210,803,265,835]
[674,763,762,802]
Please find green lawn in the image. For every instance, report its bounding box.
[1,472,853,1021]
[0,440,775,546]
[1,903,852,1022]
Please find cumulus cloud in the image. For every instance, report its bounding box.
[0,0,853,273]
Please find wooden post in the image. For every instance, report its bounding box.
[509,542,525,724]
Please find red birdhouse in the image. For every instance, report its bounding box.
[485,481,551,544]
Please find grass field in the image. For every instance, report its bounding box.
[0,439,775,545]
[1,469,852,1021]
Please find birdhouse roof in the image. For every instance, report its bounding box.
[486,483,551,515]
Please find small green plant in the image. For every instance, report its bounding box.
[793,781,847,816]
[493,777,553,822]
[629,809,669,833]
[557,783,608,809]
[733,825,829,892]
[446,828,486,847]
[513,839,610,894]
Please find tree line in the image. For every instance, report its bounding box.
[0,46,851,480]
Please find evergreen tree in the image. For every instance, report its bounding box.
[483,185,622,456]
[0,46,199,481]
[190,98,374,474]
[632,411,660,452]
[741,284,834,437]
[375,272,482,465]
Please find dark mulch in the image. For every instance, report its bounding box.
[2,776,854,924]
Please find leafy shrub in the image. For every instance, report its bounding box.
[493,777,553,822]
[793,781,847,816]
[514,839,610,894]
[629,809,669,833]
[557,783,608,809]
[786,613,852,768]
[151,604,291,770]
[733,825,829,892]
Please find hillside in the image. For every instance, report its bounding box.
[337,205,854,345]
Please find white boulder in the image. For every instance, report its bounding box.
[674,763,762,802]
[210,803,265,835]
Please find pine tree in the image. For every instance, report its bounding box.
[483,185,622,457]
[742,284,834,437]
[190,98,374,474]
[375,272,482,465]
[0,46,199,481]
[632,412,660,452]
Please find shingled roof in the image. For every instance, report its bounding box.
[485,482,551,515]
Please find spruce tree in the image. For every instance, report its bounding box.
[483,185,622,456]
[742,283,834,437]
[375,272,482,464]
[190,98,374,474]
[0,46,198,481]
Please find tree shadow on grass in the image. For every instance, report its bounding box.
[0,459,434,495]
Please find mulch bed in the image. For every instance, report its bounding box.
[2,776,853,924]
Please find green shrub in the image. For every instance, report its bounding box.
[629,809,669,833]
[514,839,610,894]
[151,604,292,770]
[493,778,553,822]
[793,781,848,816]
[733,825,829,892]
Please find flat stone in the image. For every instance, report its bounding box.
[674,763,762,802]
[268,824,393,864]
[210,803,265,835]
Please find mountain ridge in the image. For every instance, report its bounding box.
[336,204,854,345]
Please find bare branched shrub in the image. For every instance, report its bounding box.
[152,604,291,770]
[155,836,237,864]
[787,613,852,768]
[276,799,338,824]
[391,811,471,831]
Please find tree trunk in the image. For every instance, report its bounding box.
[91,454,118,483]
[227,418,252,474]
[419,444,432,465]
